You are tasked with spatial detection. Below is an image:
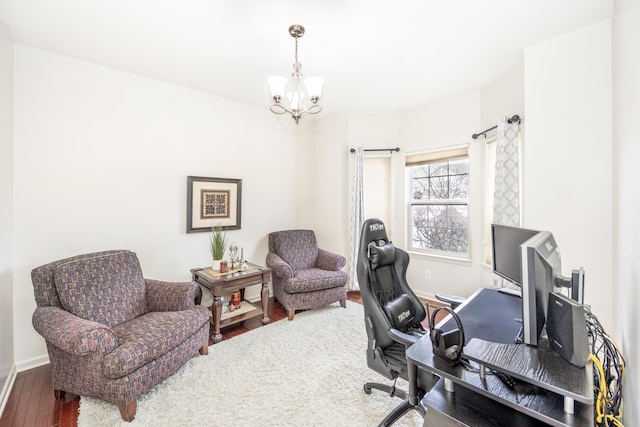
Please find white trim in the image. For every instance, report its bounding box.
[0,364,17,418]
[15,354,49,373]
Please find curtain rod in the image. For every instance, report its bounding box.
[472,115,521,140]
[349,147,400,153]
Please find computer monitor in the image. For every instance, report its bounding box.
[520,231,562,346]
[491,224,539,286]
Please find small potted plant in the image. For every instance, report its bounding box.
[209,225,228,271]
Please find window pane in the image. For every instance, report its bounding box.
[412,177,429,200]
[429,176,449,199]
[449,174,468,199]
[411,205,468,253]
[449,159,468,175]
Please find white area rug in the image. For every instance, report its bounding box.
[77,301,423,426]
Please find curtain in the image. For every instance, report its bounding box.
[493,117,520,226]
[492,117,521,287]
[348,147,365,291]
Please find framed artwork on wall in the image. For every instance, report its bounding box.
[187,176,242,233]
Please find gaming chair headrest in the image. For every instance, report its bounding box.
[359,218,389,253]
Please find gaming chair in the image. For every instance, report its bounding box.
[357,218,439,425]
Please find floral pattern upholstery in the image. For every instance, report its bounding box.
[31,250,210,421]
[266,230,347,319]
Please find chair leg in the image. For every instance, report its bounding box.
[119,400,137,422]
[54,390,66,400]
[287,309,295,321]
[199,341,208,355]
[340,298,347,308]
[364,382,408,400]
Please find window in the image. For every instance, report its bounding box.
[406,147,469,258]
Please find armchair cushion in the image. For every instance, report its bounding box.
[270,229,319,271]
[54,251,148,328]
[282,268,348,294]
[104,307,209,378]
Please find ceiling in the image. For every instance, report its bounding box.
[0,0,613,114]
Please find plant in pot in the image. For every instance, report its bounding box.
[209,225,228,271]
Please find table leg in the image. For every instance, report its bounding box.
[261,282,270,324]
[407,357,419,406]
[212,295,223,344]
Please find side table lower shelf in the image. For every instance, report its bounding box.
[218,300,263,328]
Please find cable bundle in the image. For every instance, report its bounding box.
[586,308,625,427]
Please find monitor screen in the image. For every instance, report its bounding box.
[520,231,562,346]
[491,224,539,286]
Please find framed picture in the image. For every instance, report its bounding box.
[187,176,242,233]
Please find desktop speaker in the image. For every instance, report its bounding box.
[546,292,590,367]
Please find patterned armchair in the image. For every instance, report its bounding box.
[266,230,348,320]
[31,250,210,422]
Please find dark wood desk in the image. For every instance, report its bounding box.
[191,262,271,343]
[407,288,594,426]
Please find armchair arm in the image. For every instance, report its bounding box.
[316,248,346,271]
[32,306,118,356]
[146,279,199,312]
[265,252,293,279]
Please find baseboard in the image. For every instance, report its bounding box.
[0,364,17,418]
[15,354,49,373]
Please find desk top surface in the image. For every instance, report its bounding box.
[437,287,523,345]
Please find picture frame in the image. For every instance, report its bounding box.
[187,176,242,233]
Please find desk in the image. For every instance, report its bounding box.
[191,263,271,343]
[406,288,593,426]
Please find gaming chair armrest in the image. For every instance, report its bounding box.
[435,293,465,310]
[388,328,420,347]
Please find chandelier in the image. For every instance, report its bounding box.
[268,25,324,125]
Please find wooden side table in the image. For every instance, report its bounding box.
[191,262,271,344]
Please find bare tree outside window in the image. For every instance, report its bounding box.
[409,158,469,256]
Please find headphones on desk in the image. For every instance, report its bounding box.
[429,306,465,365]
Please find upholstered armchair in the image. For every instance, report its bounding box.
[31,250,210,422]
[266,230,348,320]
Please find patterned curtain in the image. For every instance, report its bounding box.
[493,117,520,226]
[348,147,365,291]
[492,117,521,287]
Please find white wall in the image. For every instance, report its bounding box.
[613,0,640,424]
[480,60,524,131]
[524,19,613,329]
[0,18,14,409]
[398,92,484,300]
[302,113,350,257]
[12,45,300,368]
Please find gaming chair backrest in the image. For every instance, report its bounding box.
[357,218,426,350]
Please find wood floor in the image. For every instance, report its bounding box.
[0,292,441,427]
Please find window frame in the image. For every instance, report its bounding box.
[406,145,470,260]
